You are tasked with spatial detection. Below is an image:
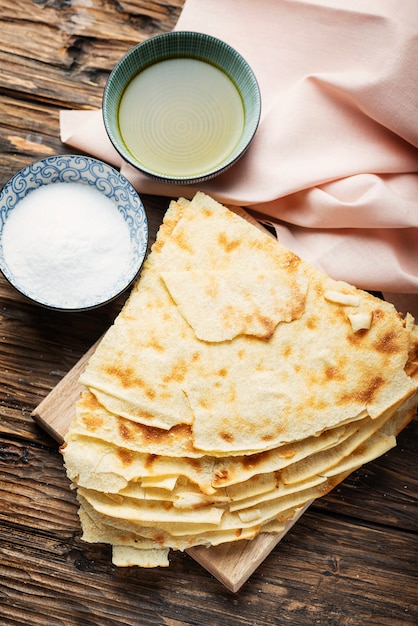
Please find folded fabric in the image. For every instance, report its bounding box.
[59,0,418,306]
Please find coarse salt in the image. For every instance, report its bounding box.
[2,182,132,308]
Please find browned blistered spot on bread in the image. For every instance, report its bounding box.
[280,251,302,272]
[117,448,134,466]
[144,454,158,469]
[218,232,242,253]
[340,375,384,406]
[117,419,193,450]
[131,410,156,424]
[250,313,277,340]
[146,333,165,352]
[83,390,101,410]
[220,431,234,443]
[306,316,318,331]
[120,308,135,322]
[104,365,141,388]
[81,411,105,433]
[374,329,403,355]
[145,388,156,400]
[324,366,344,382]
[247,237,276,254]
[151,532,166,545]
[283,345,292,358]
[372,308,385,322]
[163,358,187,384]
[103,365,157,399]
[310,397,328,411]
[185,457,203,472]
[118,421,132,442]
[199,397,213,410]
[146,423,190,443]
[172,229,194,255]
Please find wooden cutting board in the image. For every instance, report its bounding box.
[31,206,309,592]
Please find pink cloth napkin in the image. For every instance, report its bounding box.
[60,0,418,314]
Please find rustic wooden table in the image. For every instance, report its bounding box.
[0,1,417,624]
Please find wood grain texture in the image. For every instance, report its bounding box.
[0,0,417,623]
[1,503,417,626]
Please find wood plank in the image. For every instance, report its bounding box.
[1,509,416,625]
[32,343,97,445]
[0,0,182,109]
[0,438,78,534]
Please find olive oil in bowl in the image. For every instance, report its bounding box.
[118,58,245,179]
[103,31,261,184]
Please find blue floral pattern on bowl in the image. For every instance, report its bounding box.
[0,155,148,310]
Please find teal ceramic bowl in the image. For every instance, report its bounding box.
[103,31,261,185]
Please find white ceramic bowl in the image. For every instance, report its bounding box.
[0,155,148,311]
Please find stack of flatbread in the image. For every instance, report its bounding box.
[61,192,418,568]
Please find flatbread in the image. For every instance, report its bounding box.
[63,396,365,492]
[61,192,418,568]
[80,193,417,454]
[160,268,308,341]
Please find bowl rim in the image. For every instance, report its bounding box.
[103,30,261,185]
[0,154,149,312]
